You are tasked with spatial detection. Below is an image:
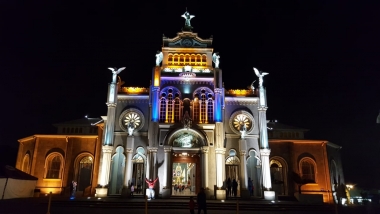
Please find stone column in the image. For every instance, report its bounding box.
[201,146,209,189]
[123,136,134,193]
[96,145,113,197]
[163,146,172,188]
[258,85,275,200]
[215,148,226,200]
[239,139,249,198]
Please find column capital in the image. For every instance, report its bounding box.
[126,148,133,153]
[102,145,113,153]
[201,146,209,154]
[152,86,160,92]
[147,147,158,153]
[215,148,226,154]
[163,146,172,153]
[240,150,247,156]
[258,107,268,111]
[106,103,117,107]
[260,148,271,156]
[214,88,223,94]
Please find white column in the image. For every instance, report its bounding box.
[215,148,226,188]
[260,149,272,190]
[239,139,248,189]
[201,146,209,188]
[98,145,113,186]
[124,136,134,187]
[147,147,158,179]
[163,146,172,188]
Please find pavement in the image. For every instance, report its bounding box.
[0,195,377,214]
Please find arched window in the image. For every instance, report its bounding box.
[160,87,182,123]
[22,153,30,173]
[174,97,181,122]
[168,54,173,65]
[167,93,173,123]
[300,158,316,183]
[45,153,64,179]
[173,54,179,65]
[77,156,93,191]
[201,55,207,66]
[193,88,214,124]
[160,97,166,122]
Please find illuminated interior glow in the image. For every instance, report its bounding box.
[121,87,149,94]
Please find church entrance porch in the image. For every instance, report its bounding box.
[171,153,200,196]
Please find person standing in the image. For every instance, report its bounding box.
[248,177,253,196]
[232,179,238,197]
[189,196,195,214]
[137,177,142,194]
[226,178,232,198]
[130,182,134,197]
[197,188,207,214]
[70,180,77,198]
[145,177,158,200]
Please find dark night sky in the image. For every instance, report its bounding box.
[1,1,380,189]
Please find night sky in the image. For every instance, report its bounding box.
[1,1,380,189]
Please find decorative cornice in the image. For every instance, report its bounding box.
[226,89,256,97]
[151,86,160,92]
[225,97,258,106]
[120,87,149,95]
[161,79,214,86]
[114,131,148,136]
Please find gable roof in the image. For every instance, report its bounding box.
[0,165,37,180]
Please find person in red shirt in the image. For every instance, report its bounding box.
[145,177,158,200]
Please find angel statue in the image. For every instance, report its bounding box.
[127,121,135,136]
[250,80,256,91]
[108,67,126,83]
[155,51,163,66]
[239,123,247,139]
[253,67,269,87]
[181,10,195,30]
[212,52,220,68]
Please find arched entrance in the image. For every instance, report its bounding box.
[163,127,208,197]
[171,153,200,196]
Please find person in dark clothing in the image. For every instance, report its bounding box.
[248,177,253,196]
[197,187,207,214]
[226,178,232,197]
[189,196,195,214]
[232,179,238,197]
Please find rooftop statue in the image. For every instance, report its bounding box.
[181,10,195,31]
[155,51,163,66]
[212,52,220,68]
[253,67,269,87]
[108,67,126,83]
[250,80,256,91]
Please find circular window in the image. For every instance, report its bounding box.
[229,110,255,135]
[119,108,145,133]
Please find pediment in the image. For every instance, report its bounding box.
[163,31,212,48]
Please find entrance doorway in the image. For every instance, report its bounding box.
[171,153,200,196]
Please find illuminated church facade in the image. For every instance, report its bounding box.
[15,13,346,203]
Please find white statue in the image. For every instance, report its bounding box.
[181,11,195,29]
[108,67,126,83]
[155,51,163,66]
[212,53,220,68]
[239,123,247,139]
[127,122,135,136]
[250,80,256,91]
[253,67,269,87]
